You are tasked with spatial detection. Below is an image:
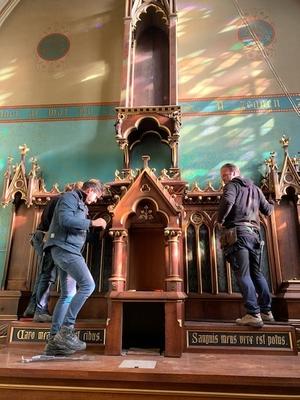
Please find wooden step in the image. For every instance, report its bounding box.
[7,319,106,347]
[184,320,298,355]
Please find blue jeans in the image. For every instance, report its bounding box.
[226,227,272,315]
[50,246,95,335]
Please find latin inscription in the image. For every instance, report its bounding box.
[10,327,105,344]
[187,331,292,350]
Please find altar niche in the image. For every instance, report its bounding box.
[122,302,165,353]
[127,200,167,291]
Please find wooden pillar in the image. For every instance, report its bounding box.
[105,300,123,355]
[108,229,127,292]
[164,300,184,357]
[164,228,183,291]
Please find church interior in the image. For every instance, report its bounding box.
[0,0,300,399]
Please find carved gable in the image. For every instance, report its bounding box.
[110,167,182,228]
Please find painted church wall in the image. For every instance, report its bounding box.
[0,0,300,282]
[177,0,300,182]
[177,0,299,96]
[0,0,124,105]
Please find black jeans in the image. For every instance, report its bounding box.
[226,226,272,315]
[30,249,57,313]
[36,250,57,312]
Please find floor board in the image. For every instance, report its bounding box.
[0,343,300,399]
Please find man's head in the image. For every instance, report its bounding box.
[220,163,240,185]
[82,179,103,204]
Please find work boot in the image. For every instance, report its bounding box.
[33,311,52,323]
[236,313,264,328]
[23,302,36,317]
[261,311,275,322]
[44,336,75,356]
[54,326,86,351]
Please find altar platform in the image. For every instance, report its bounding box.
[0,342,300,400]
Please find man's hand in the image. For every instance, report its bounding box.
[91,218,107,229]
[216,222,224,231]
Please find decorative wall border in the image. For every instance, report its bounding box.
[180,93,300,116]
[0,94,299,123]
[0,102,116,123]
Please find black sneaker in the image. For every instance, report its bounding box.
[44,337,76,356]
[33,312,52,323]
[23,302,36,317]
[54,326,86,351]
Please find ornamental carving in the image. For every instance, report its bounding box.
[263,136,300,201]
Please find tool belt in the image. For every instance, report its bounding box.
[220,227,237,249]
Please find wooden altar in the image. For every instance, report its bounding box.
[0,0,300,357]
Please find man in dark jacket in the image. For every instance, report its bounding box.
[23,197,59,322]
[44,179,107,356]
[24,182,83,322]
[217,163,274,327]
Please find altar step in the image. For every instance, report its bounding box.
[6,319,106,348]
[184,320,299,355]
[6,319,299,356]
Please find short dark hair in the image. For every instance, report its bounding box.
[82,179,103,195]
[220,163,240,173]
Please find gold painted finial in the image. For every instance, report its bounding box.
[142,155,150,169]
[280,135,289,153]
[19,144,30,155]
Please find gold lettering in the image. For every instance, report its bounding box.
[259,99,272,109]
[79,107,93,116]
[215,101,224,111]
[82,330,102,342]
[48,108,67,118]
[190,333,219,345]
[16,329,36,340]
[0,110,18,118]
[38,331,50,341]
[29,109,39,119]
[220,334,237,344]
[191,332,198,344]
[239,335,253,345]
[240,101,246,110]
[267,334,287,347]
[255,334,266,345]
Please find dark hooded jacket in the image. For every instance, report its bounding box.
[217,176,273,229]
[44,190,91,255]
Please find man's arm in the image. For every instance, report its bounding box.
[258,188,274,216]
[217,183,237,224]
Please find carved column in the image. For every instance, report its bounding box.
[168,110,181,171]
[164,228,182,291]
[108,228,128,291]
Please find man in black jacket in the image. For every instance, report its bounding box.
[23,182,83,322]
[217,163,274,327]
[23,197,59,322]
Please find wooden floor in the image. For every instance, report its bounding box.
[0,343,300,400]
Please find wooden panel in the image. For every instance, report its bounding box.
[5,204,37,291]
[134,27,169,106]
[128,228,165,291]
[275,198,300,281]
